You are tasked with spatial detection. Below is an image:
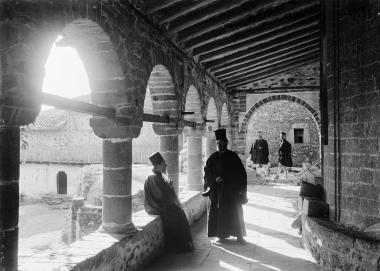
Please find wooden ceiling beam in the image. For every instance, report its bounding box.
[204,31,319,70]
[177,0,298,43]
[198,20,319,64]
[184,1,318,49]
[230,60,319,91]
[215,43,320,79]
[158,0,219,25]
[225,54,319,88]
[194,12,319,58]
[145,0,185,15]
[168,0,250,34]
[219,48,320,82]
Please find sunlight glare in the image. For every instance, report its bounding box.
[42,35,91,110]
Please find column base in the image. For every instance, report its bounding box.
[185,184,204,191]
[100,222,137,235]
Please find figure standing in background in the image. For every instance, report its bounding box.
[275,132,293,180]
[249,131,269,176]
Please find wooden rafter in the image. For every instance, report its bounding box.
[158,0,218,25]
[225,54,319,89]
[177,0,298,43]
[198,21,319,64]
[204,31,319,70]
[215,43,320,79]
[194,12,319,58]
[168,0,250,34]
[145,0,186,15]
[184,1,318,49]
[219,49,319,83]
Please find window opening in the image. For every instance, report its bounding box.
[294,128,304,144]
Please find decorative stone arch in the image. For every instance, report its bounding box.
[146,64,179,135]
[205,97,218,133]
[220,103,230,128]
[184,85,203,124]
[240,95,320,135]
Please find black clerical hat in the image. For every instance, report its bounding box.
[214,129,227,141]
[149,152,165,166]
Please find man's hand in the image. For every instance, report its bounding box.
[216,176,223,183]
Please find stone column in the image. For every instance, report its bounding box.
[102,138,136,234]
[204,137,216,161]
[160,135,179,194]
[186,132,203,191]
[0,125,20,270]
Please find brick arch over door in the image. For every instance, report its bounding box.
[240,95,320,135]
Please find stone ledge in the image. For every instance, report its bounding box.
[302,216,380,271]
[19,191,207,271]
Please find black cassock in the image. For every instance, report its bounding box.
[278,139,293,167]
[204,150,247,238]
[144,170,193,252]
[249,139,269,164]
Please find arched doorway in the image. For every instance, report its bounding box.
[57,171,67,194]
[242,96,320,166]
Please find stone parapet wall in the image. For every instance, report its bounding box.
[302,216,380,271]
[20,191,207,271]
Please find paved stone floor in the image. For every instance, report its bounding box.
[144,184,321,271]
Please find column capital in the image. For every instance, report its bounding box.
[183,126,205,137]
[0,104,39,126]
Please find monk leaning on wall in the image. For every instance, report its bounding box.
[144,152,194,253]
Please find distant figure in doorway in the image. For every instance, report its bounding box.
[204,129,247,244]
[275,132,293,180]
[249,131,270,176]
[144,152,194,253]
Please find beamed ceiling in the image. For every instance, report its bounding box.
[141,0,320,93]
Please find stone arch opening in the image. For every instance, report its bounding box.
[220,103,229,128]
[205,97,218,133]
[147,65,178,135]
[133,65,177,163]
[240,95,320,135]
[184,85,203,124]
[57,171,67,195]
[242,95,321,166]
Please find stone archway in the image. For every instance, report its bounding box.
[240,94,320,135]
[240,95,321,165]
[220,103,229,128]
[183,85,203,191]
[205,97,218,132]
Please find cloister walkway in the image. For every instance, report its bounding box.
[145,184,321,271]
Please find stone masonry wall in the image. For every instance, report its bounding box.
[245,100,320,167]
[323,0,380,229]
[302,216,380,271]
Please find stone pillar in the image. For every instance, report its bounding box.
[186,133,203,191]
[204,137,216,161]
[102,138,136,234]
[0,125,20,270]
[160,135,179,194]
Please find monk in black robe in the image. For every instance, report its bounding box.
[275,132,293,180]
[204,129,247,244]
[249,131,269,175]
[144,152,194,253]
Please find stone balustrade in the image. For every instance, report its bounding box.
[18,191,207,271]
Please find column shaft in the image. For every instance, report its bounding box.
[0,125,20,271]
[204,138,216,161]
[102,138,135,234]
[160,135,179,194]
[186,136,203,191]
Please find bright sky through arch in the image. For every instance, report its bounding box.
[42,36,91,110]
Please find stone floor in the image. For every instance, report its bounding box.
[144,184,321,271]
